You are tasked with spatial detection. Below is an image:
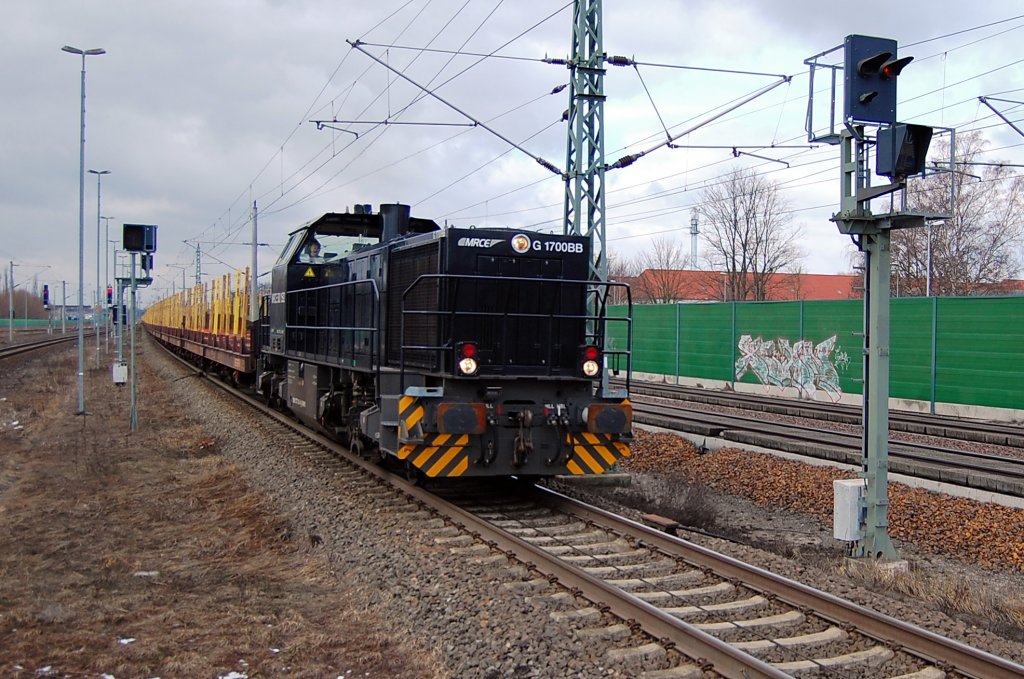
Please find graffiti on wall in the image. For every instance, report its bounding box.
[735,334,850,401]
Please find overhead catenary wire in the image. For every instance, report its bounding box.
[172,6,1024,289]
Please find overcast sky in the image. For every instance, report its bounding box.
[3,1,1023,304]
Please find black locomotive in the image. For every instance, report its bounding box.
[151,203,634,479]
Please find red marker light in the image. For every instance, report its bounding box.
[583,345,599,360]
[460,342,477,358]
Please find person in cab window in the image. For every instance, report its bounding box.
[300,239,325,264]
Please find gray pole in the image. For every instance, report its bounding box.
[103,218,113,350]
[834,127,914,562]
[861,228,897,560]
[116,280,125,363]
[62,281,67,334]
[62,45,105,415]
[689,213,699,269]
[129,252,138,431]
[250,201,258,322]
[89,170,109,367]
[7,261,12,343]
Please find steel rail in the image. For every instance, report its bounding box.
[535,485,1024,679]
[632,400,1024,497]
[622,380,1024,448]
[635,398,1024,472]
[401,480,792,679]
[0,334,79,360]
[150,337,785,679]
[150,336,1024,678]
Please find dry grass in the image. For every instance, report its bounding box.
[0,344,445,677]
[606,473,719,531]
[838,559,1024,637]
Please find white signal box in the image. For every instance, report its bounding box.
[833,479,863,542]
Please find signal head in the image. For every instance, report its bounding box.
[844,34,912,125]
[856,51,892,78]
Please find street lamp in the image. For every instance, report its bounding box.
[88,169,110,366]
[63,44,105,415]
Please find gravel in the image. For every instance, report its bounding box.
[149,345,664,677]
[149,341,1024,674]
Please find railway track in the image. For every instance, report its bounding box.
[153,338,1024,678]
[0,334,79,360]
[629,395,1024,500]
[620,380,1024,449]
[442,485,1024,678]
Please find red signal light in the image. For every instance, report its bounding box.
[459,342,477,358]
[582,345,599,361]
[879,56,913,80]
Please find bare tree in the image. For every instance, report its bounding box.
[696,167,803,301]
[606,251,639,305]
[632,236,690,303]
[895,131,1024,296]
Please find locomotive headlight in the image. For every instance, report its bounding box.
[579,344,601,377]
[510,233,532,254]
[456,341,479,375]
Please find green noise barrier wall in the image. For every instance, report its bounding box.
[609,296,1024,412]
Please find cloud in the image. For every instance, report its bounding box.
[2,0,1022,300]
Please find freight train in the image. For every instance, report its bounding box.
[143,203,634,479]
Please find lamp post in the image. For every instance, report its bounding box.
[88,169,110,366]
[63,44,105,415]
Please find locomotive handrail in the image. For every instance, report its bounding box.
[398,272,631,390]
[587,282,634,395]
[283,278,382,384]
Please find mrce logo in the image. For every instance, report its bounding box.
[456,233,583,254]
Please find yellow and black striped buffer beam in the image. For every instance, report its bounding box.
[398,395,425,441]
[564,432,630,476]
[398,433,471,477]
